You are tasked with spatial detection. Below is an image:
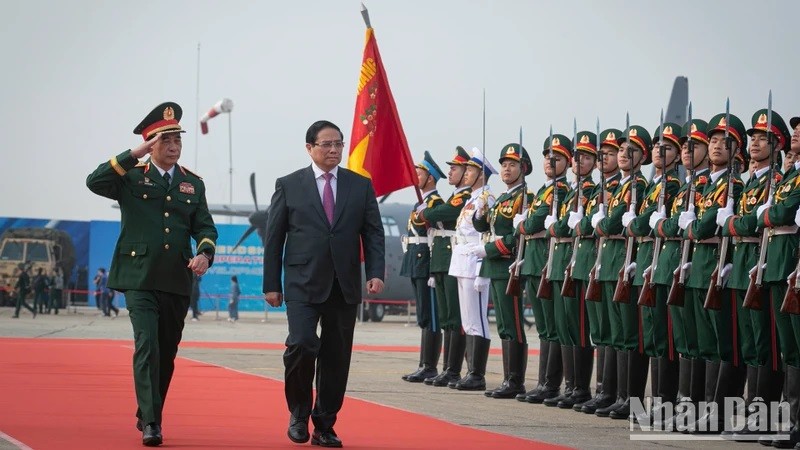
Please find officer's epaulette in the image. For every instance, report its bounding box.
[666,175,681,186]
[427,194,442,208]
[606,179,620,189]
[581,180,595,190]
[556,180,569,190]
[181,165,203,180]
[133,161,147,169]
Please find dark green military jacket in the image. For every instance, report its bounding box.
[573,173,620,281]
[418,187,471,273]
[473,183,533,279]
[721,167,774,290]
[651,169,710,286]
[758,165,800,283]
[519,177,569,277]
[548,177,589,282]
[625,169,680,286]
[594,172,647,282]
[684,170,743,290]
[400,190,438,279]
[86,150,218,296]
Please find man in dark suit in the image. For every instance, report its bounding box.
[86,102,218,447]
[264,120,385,448]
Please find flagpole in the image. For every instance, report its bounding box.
[228,111,233,224]
[194,42,201,170]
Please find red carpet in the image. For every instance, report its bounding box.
[0,338,563,450]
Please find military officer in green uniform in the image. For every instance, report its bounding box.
[472,143,533,399]
[754,110,799,447]
[570,129,622,414]
[401,151,446,383]
[417,147,472,387]
[547,131,597,410]
[516,134,571,406]
[590,125,650,420]
[624,123,681,422]
[86,102,218,447]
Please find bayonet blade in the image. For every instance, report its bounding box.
[766,90,773,140]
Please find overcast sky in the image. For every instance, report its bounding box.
[2,0,798,221]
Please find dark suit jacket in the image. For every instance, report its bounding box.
[263,165,385,304]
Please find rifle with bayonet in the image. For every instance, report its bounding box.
[744,91,775,310]
[562,119,580,298]
[782,251,800,314]
[506,127,527,296]
[638,110,666,307]
[705,98,734,310]
[537,126,557,300]
[667,103,695,307]
[613,113,636,303]
[585,118,604,302]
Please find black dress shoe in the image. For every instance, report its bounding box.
[312,429,342,448]
[287,416,310,444]
[136,419,143,431]
[142,423,162,447]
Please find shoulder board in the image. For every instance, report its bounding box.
[181,165,203,180]
[636,175,648,183]
[430,194,442,201]
[581,180,595,189]
[667,175,680,184]
[607,179,620,188]
[556,181,569,189]
[449,196,464,207]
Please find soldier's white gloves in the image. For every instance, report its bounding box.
[756,203,770,220]
[427,276,436,288]
[512,213,526,229]
[473,197,486,218]
[544,214,557,229]
[591,204,607,228]
[567,206,584,229]
[674,262,691,275]
[473,276,490,292]
[507,259,525,274]
[625,262,637,277]
[716,204,734,227]
[720,263,733,286]
[649,210,666,230]
[469,244,488,259]
[415,203,426,214]
[643,265,652,278]
[748,264,767,277]
[678,211,696,230]
[621,211,636,227]
[795,208,800,228]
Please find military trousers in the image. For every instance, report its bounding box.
[687,287,718,361]
[554,280,590,348]
[411,277,437,331]
[126,289,189,425]
[580,280,608,347]
[433,272,461,331]
[707,288,739,364]
[642,285,676,360]
[602,282,623,350]
[616,286,642,353]
[491,277,526,343]
[768,283,800,368]
[732,289,772,368]
[525,276,556,343]
[456,276,490,339]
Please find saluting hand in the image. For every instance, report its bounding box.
[131,132,161,159]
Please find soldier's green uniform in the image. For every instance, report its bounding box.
[417,147,471,386]
[86,102,218,437]
[473,143,533,399]
[400,151,446,383]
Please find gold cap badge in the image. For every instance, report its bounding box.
[163,106,175,121]
[580,135,590,144]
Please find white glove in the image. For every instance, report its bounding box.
[544,214,557,229]
[716,204,734,228]
[674,262,692,275]
[788,271,797,284]
[643,265,652,278]
[795,208,800,228]
[648,210,666,230]
[749,263,767,277]
[507,258,525,274]
[512,213,526,229]
[720,263,733,286]
[473,197,486,218]
[756,204,770,219]
[622,211,636,227]
[415,203,426,214]
[591,204,607,228]
[427,276,436,288]
[469,244,487,258]
[678,211,696,230]
[473,276,490,292]
[568,206,584,229]
[625,262,637,277]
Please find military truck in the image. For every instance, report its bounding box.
[0,228,76,307]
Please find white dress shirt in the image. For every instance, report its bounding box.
[151,163,176,183]
[311,164,338,203]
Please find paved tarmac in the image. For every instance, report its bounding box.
[0,306,746,449]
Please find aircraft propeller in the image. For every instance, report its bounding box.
[232,172,269,250]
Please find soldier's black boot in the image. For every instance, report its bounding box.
[584,346,616,414]
[425,329,451,385]
[597,349,628,418]
[652,356,679,430]
[453,334,474,389]
[493,340,527,399]
[576,345,604,412]
[561,345,593,409]
[406,329,441,383]
[691,360,729,435]
[402,330,426,381]
[769,365,800,448]
[527,341,562,403]
[661,356,694,432]
[690,357,706,403]
[611,350,648,421]
[682,359,719,433]
[734,365,783,441]
[545,345,574,407]
[485,339,510,397]
[457,336,490,391]
[518,340,549,401]
[438,330,466,387]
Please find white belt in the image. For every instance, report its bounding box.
[431,229,456,237]
[771,225,799,236]
[402,236,430,245]
[453,235,481,245]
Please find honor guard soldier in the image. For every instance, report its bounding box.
[570,128,622,414]
[591,124,650,420]
[516,134,571,406]
[471,143,534,399]
[676,113,744,434]
[417,147,472,387]
[625,122,681,422]
[753,110,798,447]
[547,130,598,409]
[401,151,446,383]
[86,102,218,446]
[450,148,498,391]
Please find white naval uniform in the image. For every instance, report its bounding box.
[448,186,496,338]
